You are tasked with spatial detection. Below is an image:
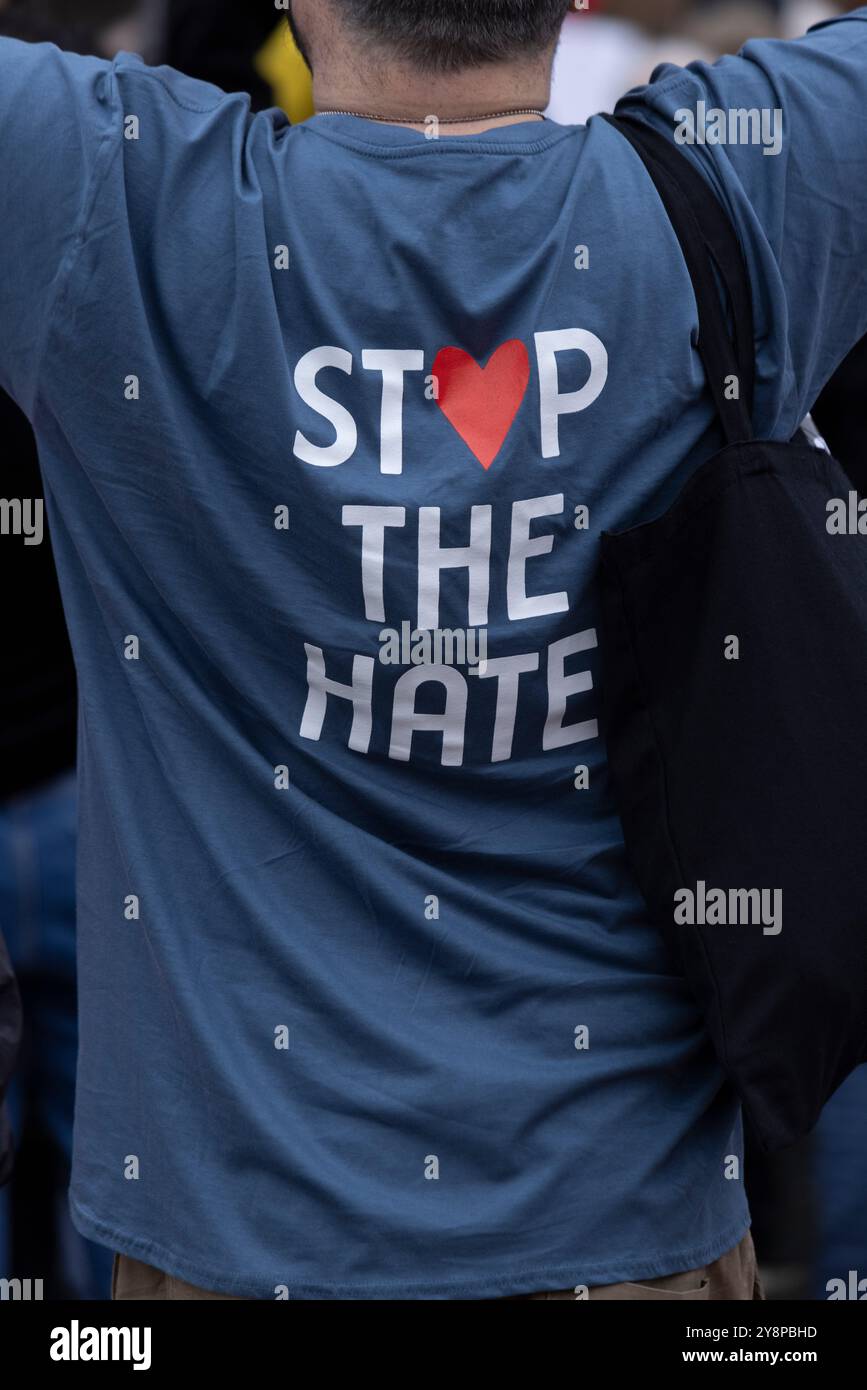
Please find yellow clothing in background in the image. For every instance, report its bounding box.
[255,23,315,122]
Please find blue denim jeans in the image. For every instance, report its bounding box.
[0,770,111,1299]
[812,1064,867,1299]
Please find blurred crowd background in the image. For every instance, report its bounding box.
[1,0,864,1301]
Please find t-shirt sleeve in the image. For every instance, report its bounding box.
[0,38,119,414]
[615,8,867,436]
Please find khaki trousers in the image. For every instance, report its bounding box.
[112,1230,764,1301]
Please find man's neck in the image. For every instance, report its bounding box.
[313,57,551,135]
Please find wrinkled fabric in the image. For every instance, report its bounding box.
[0,13,866,1296]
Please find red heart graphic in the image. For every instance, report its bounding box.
[432,340,530,470]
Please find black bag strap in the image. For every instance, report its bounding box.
[602,112,755,446]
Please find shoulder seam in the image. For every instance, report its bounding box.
[112,57,234,115]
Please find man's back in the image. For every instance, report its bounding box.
[1,10,866,1296]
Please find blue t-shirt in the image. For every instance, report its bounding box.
[1,13,866,1299]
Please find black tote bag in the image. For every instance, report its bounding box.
[599,113,867,1153]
